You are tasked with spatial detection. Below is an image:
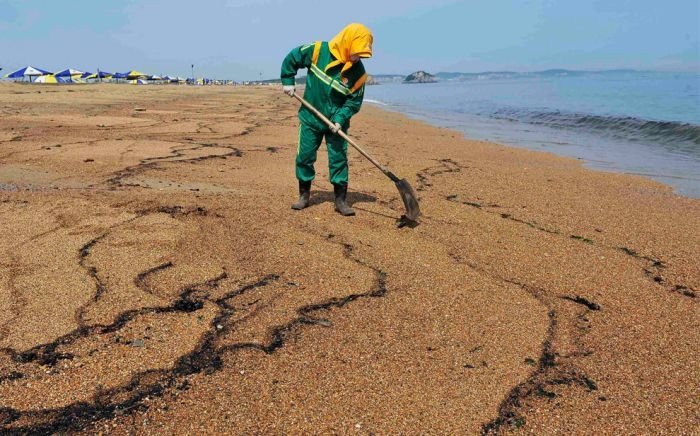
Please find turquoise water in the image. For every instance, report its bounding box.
[365,71,700,197]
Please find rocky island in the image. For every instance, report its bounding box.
[404,70,437,83]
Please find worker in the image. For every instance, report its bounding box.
[281,23,373,216]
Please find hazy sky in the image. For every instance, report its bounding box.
[1,0,698,80]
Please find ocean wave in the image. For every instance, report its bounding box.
[490,108,700,150]
[364,99,388,106]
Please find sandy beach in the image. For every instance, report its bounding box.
[0,83,698,434]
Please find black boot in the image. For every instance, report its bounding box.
[291,180,311,210]
[333,184,355,216]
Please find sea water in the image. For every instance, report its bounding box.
[364,71,700,198]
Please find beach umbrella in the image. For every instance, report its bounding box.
[111,71,129,83]
[126,70,147,80]
[80,72,93,79]
[86,71,112,80]
[35,74,58,84]
[55,68,83,77]
[121,70,148,80]
[5,66,51,80]
[56,76,84,84]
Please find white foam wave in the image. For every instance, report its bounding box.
[364,99,388,106]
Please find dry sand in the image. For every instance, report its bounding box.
[0,83,698,434]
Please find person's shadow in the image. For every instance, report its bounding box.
[308,189,377,208]
[307,188,420,228]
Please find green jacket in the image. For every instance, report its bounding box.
[281,41,368,130]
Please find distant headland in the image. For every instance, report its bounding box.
[365,68,686,85]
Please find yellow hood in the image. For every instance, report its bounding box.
[326,23,373,75]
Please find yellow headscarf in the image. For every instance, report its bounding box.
[325,23,373,75]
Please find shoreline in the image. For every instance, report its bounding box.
[0,84,698,434]
[364,79,700,199]
[359,102,695,202]
[367,100,700,199]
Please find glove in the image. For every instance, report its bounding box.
[283,85,295,96]
[330,122,342,134]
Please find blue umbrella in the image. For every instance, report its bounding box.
[55,68,84,77]
[85,70,113,81]
[5,66,51,79]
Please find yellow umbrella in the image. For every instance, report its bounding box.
[126,70,147,79]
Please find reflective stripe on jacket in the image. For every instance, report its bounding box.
[281,41,367,129]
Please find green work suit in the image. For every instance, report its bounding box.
[281,41,367,186]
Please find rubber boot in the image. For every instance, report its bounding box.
[333,184,355,216]
[291,180,311,210]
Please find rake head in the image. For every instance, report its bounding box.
[395,178,420,224]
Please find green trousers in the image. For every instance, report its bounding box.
[296,120,349,186]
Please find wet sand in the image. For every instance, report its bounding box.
[0,83,698,434]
